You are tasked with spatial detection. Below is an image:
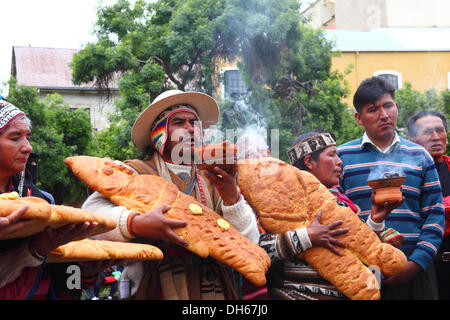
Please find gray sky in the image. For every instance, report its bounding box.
[0,0,110,95]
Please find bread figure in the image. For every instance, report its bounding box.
[64,156,270,287]
[0,196,116,240]
[193,141,237,174]
[237,157,407,300]
[48,239,164,263]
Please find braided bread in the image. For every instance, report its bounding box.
[237,157,407,300]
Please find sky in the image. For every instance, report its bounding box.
[0,0,113,95]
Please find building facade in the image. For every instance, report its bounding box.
[10,46,119,132]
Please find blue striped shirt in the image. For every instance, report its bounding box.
[338,136,445,270]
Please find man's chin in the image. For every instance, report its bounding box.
[377,129,395,141]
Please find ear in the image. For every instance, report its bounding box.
[354,112,363,126]
[303,155,314,170]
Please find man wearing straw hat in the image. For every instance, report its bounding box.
[83,90,259,300]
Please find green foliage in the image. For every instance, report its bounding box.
[71,0,236,159]
[90,120,141,161]
[70,0,368,163]
[395,82,446,133]
[7,78,93,204]
[394,82,449,155]
[217,0,353,160]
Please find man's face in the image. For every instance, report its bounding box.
[355,93,398,145]
[163,111,201,163]
[410,115,448,163]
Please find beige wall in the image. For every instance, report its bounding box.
[335,0,387,30]
[331,51,450,107]
[386,0,450,28]
[334,0,450,30]
[301,0,336,28]
[38,89,120,131]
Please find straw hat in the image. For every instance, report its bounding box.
[131,90,219,151]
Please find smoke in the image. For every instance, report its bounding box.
[367,152,427,180]
[203,96,280,161]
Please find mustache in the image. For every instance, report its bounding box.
[170,129,200,144]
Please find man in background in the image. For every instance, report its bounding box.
[408,109,450,299]
[338,77,444,299]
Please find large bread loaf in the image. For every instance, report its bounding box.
[0,195,116,240]
[48,239,163,263]
[237,157,407,300]
[65,156,271,287]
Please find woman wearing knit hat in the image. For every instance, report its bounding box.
[0,98,98,299]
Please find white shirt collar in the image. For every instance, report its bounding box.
[361,131,400,154]
[166,162,192,176]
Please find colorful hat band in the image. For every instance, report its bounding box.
[0,100,25,134]
[287,132,336,165]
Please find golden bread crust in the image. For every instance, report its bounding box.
[237,157,407,300]
[48,239,164,262]
[0,197,116,240]
[65,156,270,287]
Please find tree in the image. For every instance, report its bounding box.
[6,78,93,204]
[217,0,355,158]
[394,82,449,155]
[72,0,356,161]
[395,82,446,131]
[71,0,237,158]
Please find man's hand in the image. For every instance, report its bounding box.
[382,260,421,288]
[203,165,240,206]
[130,205,189,247]
[370,192,404,223]
[0,206,34,238]
[306,210,349,256]
[29,221,98,258]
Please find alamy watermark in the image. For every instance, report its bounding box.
[366,265,382,290]
[66,264,81,290]
[168,125,282,176]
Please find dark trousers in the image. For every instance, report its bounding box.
[381,263,439,300]
[435,236,450,299]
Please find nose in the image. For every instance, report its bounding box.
[379,107,389,119]
[21,138,33,154]
[186,121,195,134]
[430,129,440,140]
[336,155,343,167]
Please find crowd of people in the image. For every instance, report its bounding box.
[0,75,448,300]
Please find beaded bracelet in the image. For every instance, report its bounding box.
[127,212,140,238]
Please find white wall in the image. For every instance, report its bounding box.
[38,89,120,132]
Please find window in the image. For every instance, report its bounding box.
[373,70,402,90]
[222,68,247,100]
[69,107,91,118]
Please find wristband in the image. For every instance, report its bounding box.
[366,215,385,232]
[127,212,140,238]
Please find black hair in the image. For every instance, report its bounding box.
[407,109,448,138]
[291,128,336,171]
[140,144,156,160]
[353,76,396,113]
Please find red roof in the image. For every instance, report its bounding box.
[11,46,118,90]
